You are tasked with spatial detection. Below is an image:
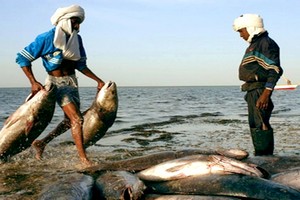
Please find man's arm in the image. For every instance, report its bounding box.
[21,66,44,95]
[257,39,282,109]
[80,67,105,90]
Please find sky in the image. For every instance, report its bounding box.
[1,0,300,87]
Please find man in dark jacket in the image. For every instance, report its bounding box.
[233,14,283,156]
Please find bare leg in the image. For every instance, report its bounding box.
[32,118,71,160]
[62,103,93,167]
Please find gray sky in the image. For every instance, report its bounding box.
[1,0,299,87]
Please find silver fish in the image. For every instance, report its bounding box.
[0,84,56,161]
[145,174,300,200]
[81,151,177,173]
[214,148,248,160]
[81,148,249,174]
[137,155,265,182]
[38,81,118,148]
[95,171,145,200]
[38,173,94,200]
[144,194,239,200]
[82,81,118,147]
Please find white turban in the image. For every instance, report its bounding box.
[233,14,266,43]
[51,5,85,61]
[51,5,85,26]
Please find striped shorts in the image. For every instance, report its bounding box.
[45,74,80,108]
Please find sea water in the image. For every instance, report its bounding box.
[0,86,299,154]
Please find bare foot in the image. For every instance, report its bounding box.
[31,140,46,160]
[81,158,94,168]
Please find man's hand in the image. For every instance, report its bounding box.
[256,89,272,109]
[79,67,105,91]
[31,81,44,96]
[22,66,43,96]
[97,81,105,91]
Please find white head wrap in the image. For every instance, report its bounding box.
[51,5,85,61]
[233,14,266,43]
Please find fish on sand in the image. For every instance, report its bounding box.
[80,148,249,174]
[95,170,145,200]
[38,173,94,200]
[137,154,266,182]
[145,173,300,200]
[271,167,300,191]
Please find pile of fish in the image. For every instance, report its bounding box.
[0,81,118,162]
[38,149,300,200]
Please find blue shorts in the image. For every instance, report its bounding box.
[45,75,80,108]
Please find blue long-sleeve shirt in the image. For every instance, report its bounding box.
[16,28,87,72]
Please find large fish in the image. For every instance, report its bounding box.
[145,174,300,200]
[0,84,56,161]
[37,81,118,148]
[38,173,94,200]
[271,167,300,191]
[244,156,300,175]
[95,171,146,200]
[82,81,118,146]
[137,155,266,182]
[81,148,249,174]
[144,194,239,200]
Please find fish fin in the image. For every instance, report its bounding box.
[3,116,13,127]
[25,120,34,135]
[25,93,35,102]
[3,115,19,128]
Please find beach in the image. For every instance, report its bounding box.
[0,86,299,199]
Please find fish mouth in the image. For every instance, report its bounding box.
[106,81,115,89]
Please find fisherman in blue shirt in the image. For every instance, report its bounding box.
[16,5,105,167]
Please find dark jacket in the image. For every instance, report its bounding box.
[239,31,283,91]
